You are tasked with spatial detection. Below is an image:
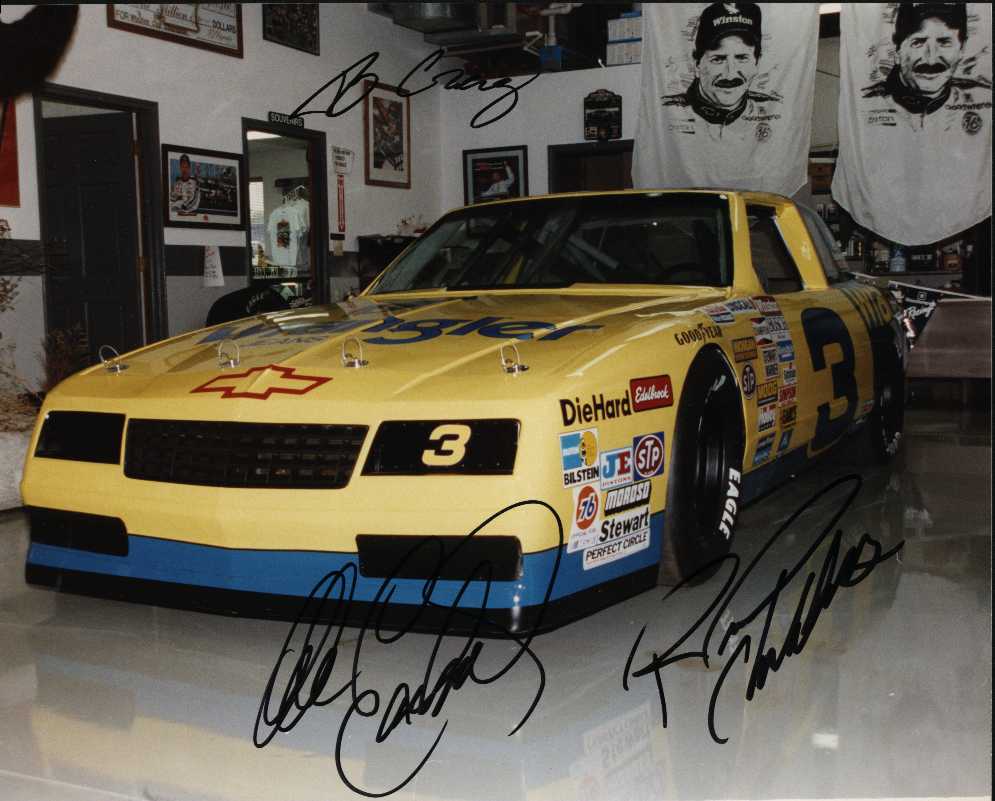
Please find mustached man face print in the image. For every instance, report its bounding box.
[861,2,992,132]
[832,3,991,246]
[633,3,819,195]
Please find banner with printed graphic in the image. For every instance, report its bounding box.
[632,2,819,195]
[833,3,992,245]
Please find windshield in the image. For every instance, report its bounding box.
[369,193,732,294]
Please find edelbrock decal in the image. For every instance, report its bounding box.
[629,375,674,412]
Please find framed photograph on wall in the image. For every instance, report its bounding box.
[107,4,243,58]
[162,145,244,230]
[363,81,411,189]
[462,146,529,205]
[262,4,319,55]
[0,98,19,207]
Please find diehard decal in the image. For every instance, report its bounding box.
[561,392,632,426]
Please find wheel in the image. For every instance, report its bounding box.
[659,349,745,586]
[866,357,905,462]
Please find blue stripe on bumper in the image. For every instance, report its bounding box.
[27,511,664,609]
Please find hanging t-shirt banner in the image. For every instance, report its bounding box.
[632,2,818,195]
[833,3,992,245]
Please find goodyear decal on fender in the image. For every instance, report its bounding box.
[560,429,599,488]
[674,322,722,345]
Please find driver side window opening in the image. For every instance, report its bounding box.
[746,205,805,294]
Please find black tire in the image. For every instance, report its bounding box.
[659,349,745,586]
[866,356,905,462]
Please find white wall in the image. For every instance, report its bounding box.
[439,38,842,207]
[0,3,447,388]
[0,3,445,250]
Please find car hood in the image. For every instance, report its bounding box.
[55,289,727,403]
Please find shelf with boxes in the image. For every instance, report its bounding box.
[606,9,641,66]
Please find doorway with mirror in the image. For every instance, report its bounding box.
[241,118,329,309]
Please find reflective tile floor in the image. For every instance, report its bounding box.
[0,404,990,801]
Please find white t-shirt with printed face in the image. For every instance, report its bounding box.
[267,200,310,268]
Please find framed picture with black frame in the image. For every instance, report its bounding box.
[462,145,529,205]
[363,80,411,189]
[262,4,319,56]
[161,144,245,230]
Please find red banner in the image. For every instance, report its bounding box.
[0,99,20,208]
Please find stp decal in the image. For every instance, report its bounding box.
[741,363,757,398]
[631,432,665,480]
[190,364,331,399]
[629,375,674,412]
[560,429,599,488]
[600,446,634,490]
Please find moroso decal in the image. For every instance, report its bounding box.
[732,337,758,362]
[190,364,332,399]
[603,479,651,516]
[630,375,674,412]
[561,392,632,426]
[560,429,600,488]
[631,432,665,480]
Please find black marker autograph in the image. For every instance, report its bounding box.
[289,49,541,129]
[623,474,904,743]
[253,500,563,798]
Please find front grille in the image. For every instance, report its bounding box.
[124,419,367,489]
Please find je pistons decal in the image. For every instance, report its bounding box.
[632,432,665,480]
[560,429,599,488]
[629,375,673,412]
[600,446,634,490]
[190,364,331,399]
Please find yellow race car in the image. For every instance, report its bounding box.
[21,190,905,632]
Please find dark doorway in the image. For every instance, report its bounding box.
[34,85,165,372]
[548,140,634,194]
[39,109,142,357]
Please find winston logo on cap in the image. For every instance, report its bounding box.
[629,375,674,413]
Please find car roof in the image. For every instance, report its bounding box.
[455,188,792,214]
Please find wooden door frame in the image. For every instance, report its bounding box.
[547,139,634,194]
[241,117,330,305]
[33,83,166,343]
